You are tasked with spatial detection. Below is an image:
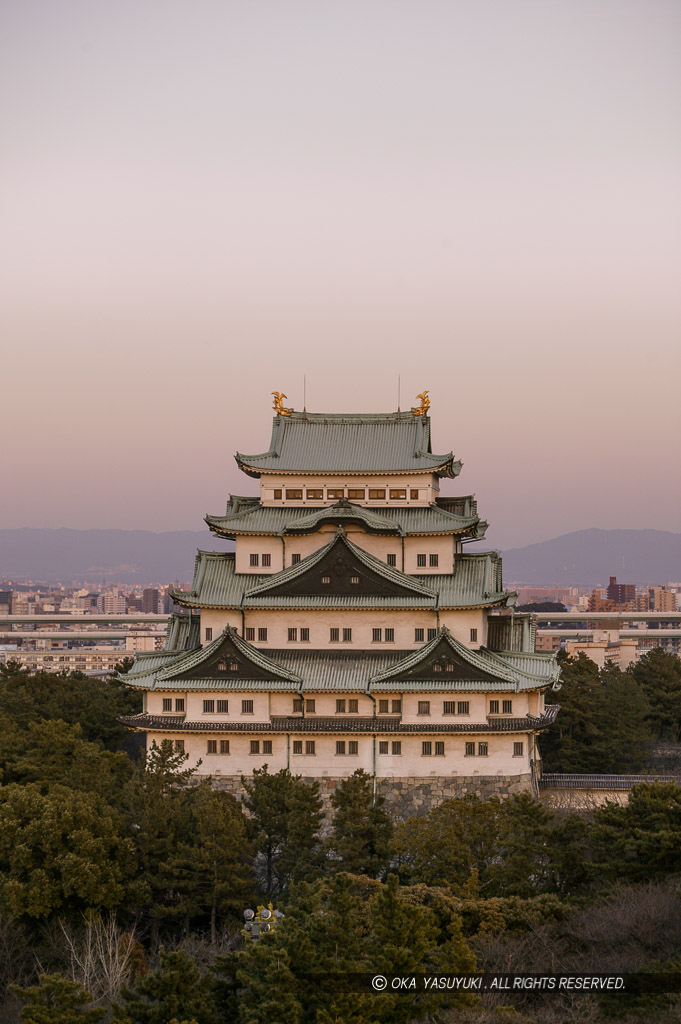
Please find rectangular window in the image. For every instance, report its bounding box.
[250,740,260,754]
[273,488,282,499]
[306,699,316,713]
[349,741,358,755]
[330,627,339,642]
[465,742,475,756]
[378,699,389,713]
[336,741,346,755]
[286,489,303,500]
[175,698,185,712]
[417,553,427,567]
[427,628,437,641]
[203,700,215,713]
[293,698,304,712]
[418,701,431,716]
[258,628,267,642]
[207,740,217,754]
[327,489,344,500]
[379,741,389,754]
[470,628,478,643]
[387,554,397,567]
[415,628,424,642]
[262,553,271,567]
[435,741,445,756]
[288,628,298,642]
[489,700,500,714]
[246,628,255,641]
[514,742,524,757]
[305,741,316,755]
[300,627,310,642]
[217,699,229,713]
[422,741,432,756]
[220,740,230,754]
[392,741,402,755]
[162,698,172,712]
[385,628,395,642]
[336,699,346,713]
[429,554,439,567]
[205,627,213,641]
[348,488,365,499]
[306,489,323,499]
[249,554,259,567]
[410,489,419,500]
[321,575,331,584]
[291,553,301,564]
[502,700,513,714]
[392,699,402,713]
[368,488,386,499]
[174,740,184,754]
[389,488,406,500]
[242,700,254,714]
[343,628,352,642]
[443,701,456,715]
[457,701,469,715]
[478,742,488,756]
[350,575,359,585]
[372,628,382,643]
[293,740,303,754]
[263,740,273,755]
[349,699,359,713]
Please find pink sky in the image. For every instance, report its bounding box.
[1,0,680,548]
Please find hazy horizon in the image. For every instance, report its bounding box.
[2,0,680,549]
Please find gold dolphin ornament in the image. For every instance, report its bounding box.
[272,392,293,416]
[411,391,430,415]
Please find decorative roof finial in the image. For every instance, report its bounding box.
[272,392,293,417]
[411,390,430,416]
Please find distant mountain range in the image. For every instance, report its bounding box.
[501,529,681,586]
[0,527,678,588]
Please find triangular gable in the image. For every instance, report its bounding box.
[370,628,518,684]
[246,529,435,600]
[284,500,400,536]
[157,626,301,683]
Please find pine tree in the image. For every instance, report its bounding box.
[630,648,681,742]
[113,949,217,1024]
[328,770,393,878]
[11,973,106,1024]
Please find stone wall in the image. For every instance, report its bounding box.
[197,772,534,821]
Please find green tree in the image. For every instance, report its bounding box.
[0,783,136,921]
[234,941,302,1024]
[630,648,681,741]
[113,949,217,1024]
[593,781,681,881]
[168,782,253,943]
[11,973,105,1023]
[243,768,323,897]
[327,770,393,878]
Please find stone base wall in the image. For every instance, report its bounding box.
[196,772,534,821]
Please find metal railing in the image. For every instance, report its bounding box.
[539,773,681,790]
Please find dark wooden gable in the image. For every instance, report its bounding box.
[257,534,430,599]
[391,636,502,682]
[171,631,288,681]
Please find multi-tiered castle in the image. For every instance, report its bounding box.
[121,394,560,813]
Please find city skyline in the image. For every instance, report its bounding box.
[2,0,680,548]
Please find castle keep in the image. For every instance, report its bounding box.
[121,396,560,814]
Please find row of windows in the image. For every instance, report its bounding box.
[247,552,441,569]
[199,739,526,757]
[206,627,479,644]
[272,488,422,501]
[164,697,514,717]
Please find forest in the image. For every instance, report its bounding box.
[0,649,680,1023]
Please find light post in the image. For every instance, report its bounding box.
[243,904,285,939]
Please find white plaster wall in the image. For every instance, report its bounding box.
[235,536,283,574]
[199,611,240,643]
[269,693,375,716]
[185,689,271,723]
[260,473,438,505]
[404,536,455,574]
[243,608,437,648]
[439,609,487,646]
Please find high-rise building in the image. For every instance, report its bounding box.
[142,588,160,613]
[606,576,636,605]
[121,400,561,811]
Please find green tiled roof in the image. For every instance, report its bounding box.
[235,411,461,477]
[171,546,514,611]
[165,613,201,651]
[157,626,302,684]
[206,499,486,540]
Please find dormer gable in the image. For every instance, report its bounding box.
[157,626,301,683]
[370,627,518,685]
